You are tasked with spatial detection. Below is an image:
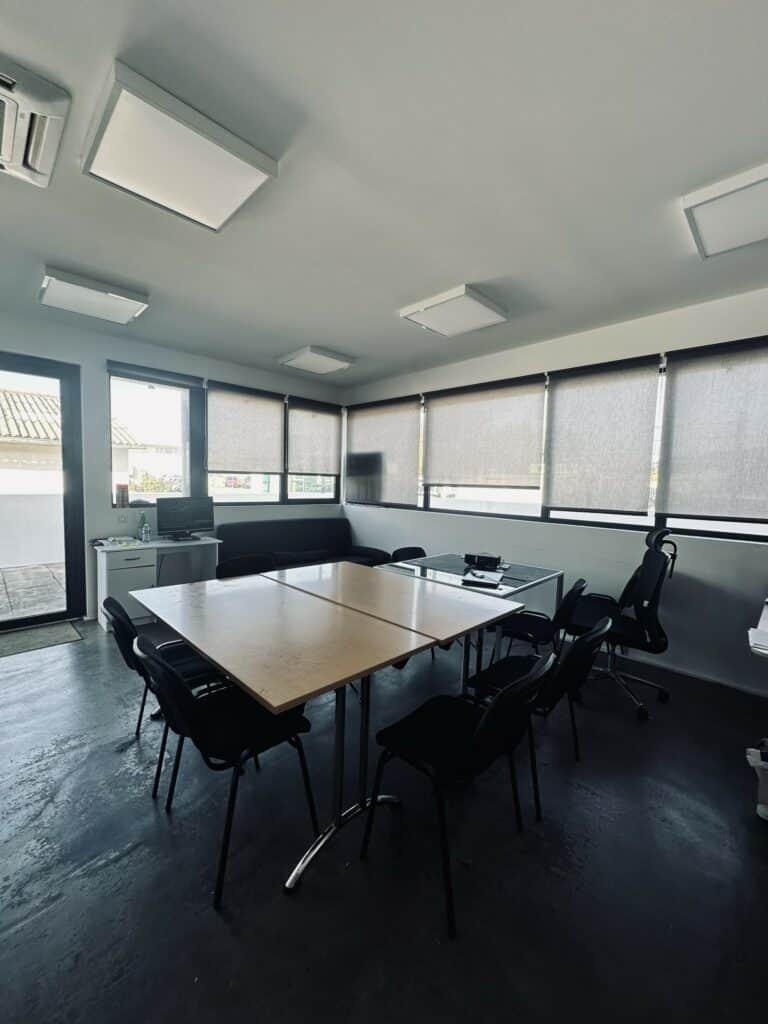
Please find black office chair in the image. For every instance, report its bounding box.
[102,596,226,737]
[135,636,319,909]
[391,546,426,562]
[360,653,555,938]
[567,527,678,720]
[490,578,588,659]
[216,554,275,580]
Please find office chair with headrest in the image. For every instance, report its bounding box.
[566,527,678,720]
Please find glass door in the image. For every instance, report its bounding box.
[0,351,85,630]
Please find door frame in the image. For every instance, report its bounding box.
[0,350,86,631]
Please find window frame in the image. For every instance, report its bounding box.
[204,381,341,507]
[107,362,206,508]
[342,337,768,543]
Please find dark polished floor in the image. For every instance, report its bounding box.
[2,621,767,1024]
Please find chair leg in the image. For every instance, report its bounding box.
[135,682,149,736]
[431,647,436,662]
[567,693,581,762]
[214,764,242,910]
[360,751,389,860]
[165,735,185,813]
[527,720,542,822]
[507,752,523,832]
[433,785,456,939]
[293,737,320,837]
[152,722,169,800]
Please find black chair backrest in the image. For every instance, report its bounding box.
[102,597,142,675]
[470,652,555,774]
[391,546,426,562]
[216,553,275,579]
[535,617,612,713]
[135,635,203,741]
[552,578,587,632]
[616,528,676,652]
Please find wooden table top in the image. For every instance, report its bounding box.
[265,561,523,643]
[131,575,433,712]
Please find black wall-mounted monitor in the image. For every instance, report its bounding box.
[156,496,214,538]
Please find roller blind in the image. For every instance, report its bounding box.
[287,401,341,475]
[545,360,659,512]
[346,400,421,506]
[206,385,284,473]
[658,344,768,518]
[424,380,545,487]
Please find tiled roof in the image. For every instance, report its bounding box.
[0,389,136,445]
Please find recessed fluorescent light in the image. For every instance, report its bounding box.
[682,162,768,258]
[278,346,354,374]
[83,61,277,230]
[39,268,149,324]
[399,284,507,337]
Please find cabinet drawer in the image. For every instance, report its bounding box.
[107,565,157,620]
[106,548,156,570]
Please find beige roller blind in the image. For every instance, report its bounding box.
[287,402,341,475]
[207,385,284,473]
[346,400,421,506]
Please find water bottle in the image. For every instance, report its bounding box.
[141,522,151,543]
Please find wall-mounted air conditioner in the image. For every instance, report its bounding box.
[0,54,70,188]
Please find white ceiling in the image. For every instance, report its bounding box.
[3,0,768,388]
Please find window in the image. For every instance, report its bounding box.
[286,399,341,501]
[657,343,768,524]
[110,373,193,505]
[206,384,284,503]
[423,379,545,516]
[543,359,660,522]
[346,399,421,507]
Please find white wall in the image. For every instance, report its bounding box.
[0,310,343,617]
[343,286,768,696]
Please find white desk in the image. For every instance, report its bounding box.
[96,536,220,630]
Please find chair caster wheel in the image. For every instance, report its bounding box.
[636,705,649,722]
[657,690,670,704]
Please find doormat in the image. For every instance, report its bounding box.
[0,621,82,658]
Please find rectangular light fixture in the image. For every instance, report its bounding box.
[278,346,354,374]
[39,268,149,324]
[399,284,507,337]
[83,62,278,230]
[682,162,768,258]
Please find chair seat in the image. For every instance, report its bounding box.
[472,654,539,699]
[377,696,483,781]
[196,688,310,764]
[137,621,184,647]
[499,612,555,644]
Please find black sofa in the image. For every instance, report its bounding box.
[215,517,390,574]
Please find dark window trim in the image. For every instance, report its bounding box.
[426,482,543,491]
[346,394,421,411]
[547,353,661,381]
[345,499,420,511]
[544,505,652,517]
[665,333,768,362]
[206,378,285,401]
[287,395,343,413]
[423,372,545,401]
[109,367,204,508]
[0,349,86,627]
[106,360,203,389]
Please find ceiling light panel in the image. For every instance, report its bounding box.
[278,346,354,374]
[683,163,768,258]
[83,62,277,230]
[39,268,148,324]
[399,285,507,337]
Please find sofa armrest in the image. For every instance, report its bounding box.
[347,544,391,566]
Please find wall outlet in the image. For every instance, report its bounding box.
[118,514,127,523]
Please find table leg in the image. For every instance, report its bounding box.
[284,677,398,891]
[475,628,484,675]
[461,632,471,695]
[555,572,564,609]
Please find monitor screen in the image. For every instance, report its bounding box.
[156,496,214,535]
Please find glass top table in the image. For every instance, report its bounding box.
[380,552,564,603]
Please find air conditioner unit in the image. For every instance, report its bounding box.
[0,55,70,188]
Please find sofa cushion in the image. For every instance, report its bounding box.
[273,548,332,568]
[217,517,351,561]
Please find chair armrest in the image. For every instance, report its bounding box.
[347,545,391,565]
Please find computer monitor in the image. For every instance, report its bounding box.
[156,496,214,539]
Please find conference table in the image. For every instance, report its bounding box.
[132,563,523,889]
